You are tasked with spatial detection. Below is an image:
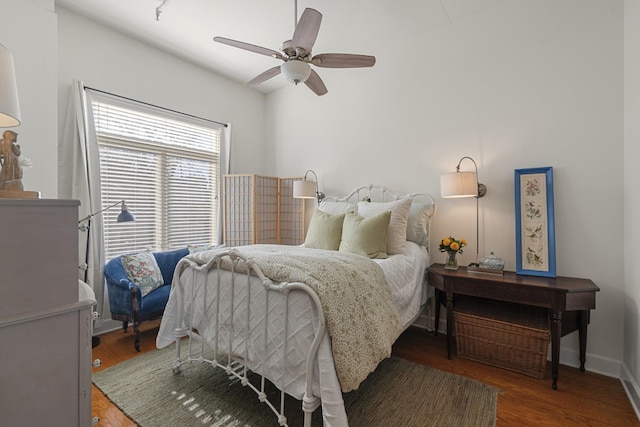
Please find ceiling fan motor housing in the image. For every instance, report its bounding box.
[280,40,296,58]
[281,40,311,61]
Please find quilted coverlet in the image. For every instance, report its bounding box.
[185,244,403,392]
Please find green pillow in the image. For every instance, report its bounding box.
[304,209,345,250]
[339,211,391,259]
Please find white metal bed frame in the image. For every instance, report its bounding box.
[169,185,436,427]
[171,249,325,426]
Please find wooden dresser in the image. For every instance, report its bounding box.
[0,199,94,426]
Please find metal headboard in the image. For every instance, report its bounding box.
[325,184,435,205]
[323,184,437,250]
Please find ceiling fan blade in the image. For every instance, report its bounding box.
[247,66,282,87]
[312,53,376,68]
[305,69,328,96]
[214,37,283,59]
[292,8,322,52]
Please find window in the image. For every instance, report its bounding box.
[90,94,223,260]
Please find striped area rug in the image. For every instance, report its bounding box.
[93,346,498,426]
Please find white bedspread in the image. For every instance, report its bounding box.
[157,242,429,427]
[374,241,430,328]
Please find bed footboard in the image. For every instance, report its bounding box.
[170,249,327,427]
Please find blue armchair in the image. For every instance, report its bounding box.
[104,248,189,351]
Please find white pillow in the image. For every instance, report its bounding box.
[406,202,435,246]
[357,198,411,255]
[318,200,357,216]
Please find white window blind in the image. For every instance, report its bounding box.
[90,94,222,260]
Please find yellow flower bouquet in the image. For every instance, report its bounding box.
[439,236,467,270]
[439,236,467,254]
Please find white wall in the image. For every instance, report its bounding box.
[56,8,267,177]
[0,0,58,197]
[624,0,640,416]
[267,0,625,376]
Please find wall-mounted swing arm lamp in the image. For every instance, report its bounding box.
[293,170,326,204]
[440,156,487,266]
[78,200,135,282]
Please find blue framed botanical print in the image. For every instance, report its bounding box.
[514,167,556,277]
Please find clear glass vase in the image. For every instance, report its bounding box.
[444,251,458,270]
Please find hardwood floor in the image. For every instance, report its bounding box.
[92,320,639,426]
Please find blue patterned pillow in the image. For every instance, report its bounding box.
[121,251,164,297]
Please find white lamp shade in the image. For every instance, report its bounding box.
[440,171,478,198]
[293,179,317,199]
[0,44,21,127]
[281,60,311,84]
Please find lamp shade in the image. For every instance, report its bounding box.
[440,171,478,198]
[281,60,311,84]
[116,201,135,223]
[0,44,21,127]
[293,179,317,199]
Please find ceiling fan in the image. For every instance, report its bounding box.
[213,2,376,96]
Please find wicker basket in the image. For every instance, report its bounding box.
[454,296,550,379]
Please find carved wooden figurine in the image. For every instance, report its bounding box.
[0,130,24,191]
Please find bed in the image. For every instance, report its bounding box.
[156,185,436,427]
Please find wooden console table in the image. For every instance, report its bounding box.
[426,264,599,390]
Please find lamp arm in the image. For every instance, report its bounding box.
[303,169,325,204]
[78,200,124,224]
[455,156,478,173]
[303,169,318,183]
[455,157,486,198]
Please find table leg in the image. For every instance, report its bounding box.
[578,310,588,372]
[434,289,441,336]
[551,310,562,390]
[446,292,455,359]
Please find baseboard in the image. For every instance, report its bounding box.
[94,318,124,336]
[558,346,621,379]
[621,363,640,421]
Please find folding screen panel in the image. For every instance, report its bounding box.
[223,174,305,246]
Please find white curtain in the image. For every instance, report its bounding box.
[59,80,106,327]
[217,123,232,245]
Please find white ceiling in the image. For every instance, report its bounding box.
[54,0,510,94]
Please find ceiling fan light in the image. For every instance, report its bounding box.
[281,60,311,84]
